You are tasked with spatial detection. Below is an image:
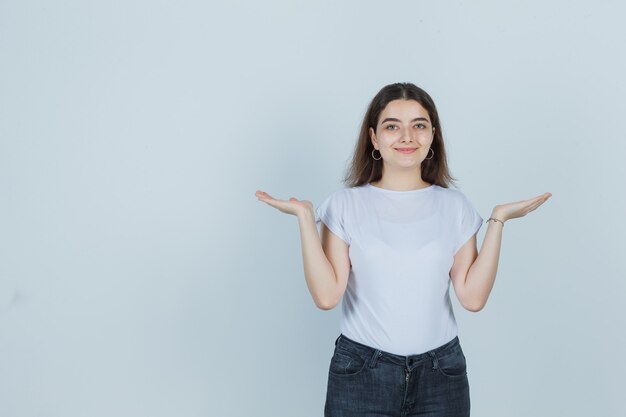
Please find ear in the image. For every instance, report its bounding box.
[369,127,377,148]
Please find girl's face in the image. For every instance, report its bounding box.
[369,99,435,168]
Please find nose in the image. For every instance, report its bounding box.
[400,128,415,143]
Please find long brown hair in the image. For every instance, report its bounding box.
[342,82,457,189]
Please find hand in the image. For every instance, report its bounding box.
[255,189,314,218]
[491,192,552,223]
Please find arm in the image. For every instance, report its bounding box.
[463,214,503,312]
[453,191,552,312]
[254,189,349,310]
[297,209,343,310]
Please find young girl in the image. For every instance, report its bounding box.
[255,82,551,417]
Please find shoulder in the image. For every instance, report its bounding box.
[324,185,363,201]
[432,186,477,214]
[317,186,356,214]
[432,185,466,202]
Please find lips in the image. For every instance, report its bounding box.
[395,148,417,154]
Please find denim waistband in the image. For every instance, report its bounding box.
[334,333,461,369]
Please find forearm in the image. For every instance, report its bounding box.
[297,210,337,309]
[465,213,504,311]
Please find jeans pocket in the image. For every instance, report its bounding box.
[329,347,367,377]
[436,346,467,378]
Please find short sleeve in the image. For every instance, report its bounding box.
[453,193,484,255]
[315,191,350,245]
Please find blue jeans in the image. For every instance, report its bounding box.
[324,334,470,417]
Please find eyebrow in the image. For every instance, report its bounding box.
[380,117,430,125]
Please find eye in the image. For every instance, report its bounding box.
[415,123,426,128]
[385,125,397,130]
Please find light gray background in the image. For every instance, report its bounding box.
[1,1,624,416]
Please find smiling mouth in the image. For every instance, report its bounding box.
[395,148,417,154]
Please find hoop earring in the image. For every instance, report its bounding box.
[424,148,435,160]
[371,149,382,160]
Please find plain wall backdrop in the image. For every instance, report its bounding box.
[1,0,625,416]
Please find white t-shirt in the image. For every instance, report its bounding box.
[315,182,483,355]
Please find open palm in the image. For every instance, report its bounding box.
[493,192,552,222]
[255,190,314,217]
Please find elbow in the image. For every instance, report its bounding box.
[464,301,485,313]
[316,295,339,311]
[462,297,486,313]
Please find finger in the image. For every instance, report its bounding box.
[535,192,552,202]
[517,195,543,205]
[257,194,281,207]
[527,198,547,212]
[256,191,277,201]
[520,199,539,213]
[534,194,551,206]
[523,197,545,210]
[523,198,541,209]
[527,203,540,213]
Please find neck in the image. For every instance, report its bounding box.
[371,177,432,192]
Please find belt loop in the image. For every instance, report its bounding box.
[369,349,382,368]
[428,351,439,371]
